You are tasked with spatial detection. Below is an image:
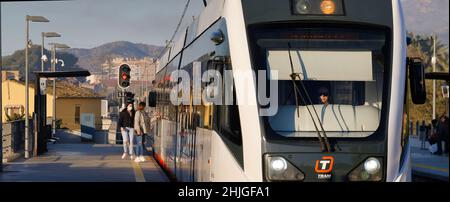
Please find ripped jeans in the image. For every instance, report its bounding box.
[121,127,134,156]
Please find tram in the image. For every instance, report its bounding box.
[150,0,426,182]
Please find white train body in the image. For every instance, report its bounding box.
[152,0,411,182]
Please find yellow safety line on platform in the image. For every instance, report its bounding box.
[131,161,146,182]
[413,163,449,173]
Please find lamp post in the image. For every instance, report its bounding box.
[49,43,70,138]
[413,36,438,121]
[432,34,437,121]
[41,32,61,71]
[25,15,49,159]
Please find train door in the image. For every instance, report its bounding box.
[192,60,215,182]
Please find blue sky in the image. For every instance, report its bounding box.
[1,0,449,56]
[1,0,204,56]
[401,0,449,44]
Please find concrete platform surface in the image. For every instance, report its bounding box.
[0,143,168,182]
[410,137,449,181]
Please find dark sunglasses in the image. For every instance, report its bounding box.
[320,93,329,96]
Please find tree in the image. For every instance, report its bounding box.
[407,32,449,128]
[408,32,449,72]
[2,45,87,82]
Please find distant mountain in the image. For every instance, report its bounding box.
[62,41,164,73]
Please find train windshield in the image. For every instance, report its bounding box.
[250,26,389,138]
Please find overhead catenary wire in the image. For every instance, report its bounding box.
[145,0,191,79]
[157,0,191,60]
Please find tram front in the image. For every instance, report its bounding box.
[243,0,412,182]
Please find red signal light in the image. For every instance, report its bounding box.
[118,64,131,89]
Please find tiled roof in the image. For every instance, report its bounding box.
[4,79,102,98]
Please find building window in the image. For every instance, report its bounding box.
[4,105,25,121]
[75,105,81,124]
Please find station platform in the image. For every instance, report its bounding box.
[0,143,168,182]
[410,136,449,181]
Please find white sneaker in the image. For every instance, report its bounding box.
[134,157,142,163]
[121,153,127,159]
[139,156,146,162]
[130,155,135,160]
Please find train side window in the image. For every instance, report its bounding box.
[214,59,244,167]
[215,61,243,145]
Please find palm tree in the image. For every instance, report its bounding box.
[408,32,449,72]
[407,32,449,126]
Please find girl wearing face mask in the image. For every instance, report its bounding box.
[118,103,136,160]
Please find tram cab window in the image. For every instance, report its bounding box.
[250,26,388,138]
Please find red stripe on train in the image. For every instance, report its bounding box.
[153,153,177,181]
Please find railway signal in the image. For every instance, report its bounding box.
[118,64,131,89]
[125,92,135,103]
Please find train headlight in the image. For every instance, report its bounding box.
[265,156,305,181]
[270,157,288,172]
[364,157,381,175]
[348,157,383,181]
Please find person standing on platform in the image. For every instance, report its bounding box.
[435,113,449,155]
[119,103,136,160]
[134,102,151,163]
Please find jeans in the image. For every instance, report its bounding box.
[436,137,449,154]
[135,135,144,156]
[121,127,134,155]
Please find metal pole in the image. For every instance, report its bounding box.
[25,18,30,159]
[122,88,126,107]
[41,33,44,71]
[444,98,449,118]
[39,34,45,151]
[52,45,56,137]
[432,34,436,120]
[33,112,38,156]
[447,98,449,117]
[145,60,148,97]
[140,67,142,99]
[0,29,3,172]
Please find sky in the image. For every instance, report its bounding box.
[1,0,204,56]
[401,0,449,44]
[1,0,449,56]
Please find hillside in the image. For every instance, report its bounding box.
[63,41,163,73]
[1,45,86,82]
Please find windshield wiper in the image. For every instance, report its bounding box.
[287,43,331,152]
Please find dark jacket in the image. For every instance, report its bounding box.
[119,109,135,128]
[437,116,449,140]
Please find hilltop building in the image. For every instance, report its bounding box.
[101,56,158,82]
